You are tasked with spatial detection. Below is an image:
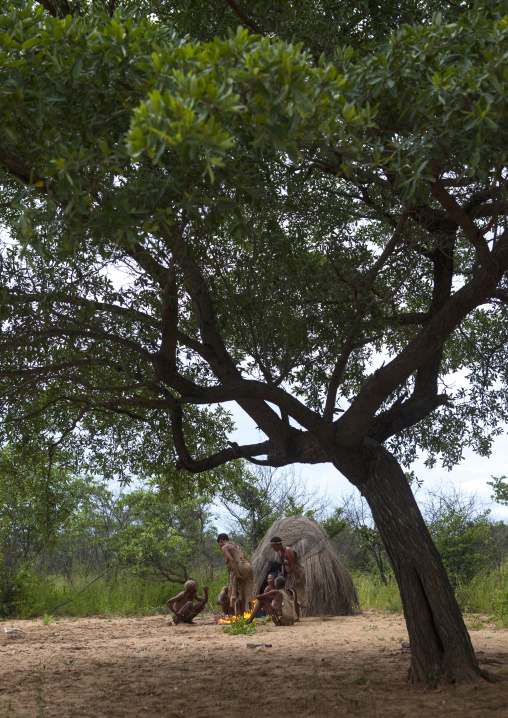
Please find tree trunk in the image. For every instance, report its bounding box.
[367,542,388,585]
[335,439,483,683]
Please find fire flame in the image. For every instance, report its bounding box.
[218,600,257,624]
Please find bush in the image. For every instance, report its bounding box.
[422,486,494,586]
[428,507,493,586]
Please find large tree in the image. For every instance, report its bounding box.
[1,0,508,682]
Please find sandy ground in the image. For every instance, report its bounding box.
[1,611,507,718]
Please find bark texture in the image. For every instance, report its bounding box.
[335,439,482,683]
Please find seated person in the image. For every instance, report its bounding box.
[166,580,208,625]
[245,576,297,627]
[217,585,233,616]
[264,573,277,594]
[255,572,277,617]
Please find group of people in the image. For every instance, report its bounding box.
[166,533,308,628]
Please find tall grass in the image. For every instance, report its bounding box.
[7,569,229,619]
[353,561,508,623]
[455,562,508,625]
[352,572,403,613]
[6,563,508,624]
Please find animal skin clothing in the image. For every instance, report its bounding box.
[279,548,309,608]
[279,588,297,626]
[226,542,253,612]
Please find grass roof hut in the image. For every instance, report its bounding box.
[251,515,359,616]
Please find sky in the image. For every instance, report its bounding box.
[227,402,508,522]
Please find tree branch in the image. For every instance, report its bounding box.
[368,392,450,443]
[0,328,153,358]
[336,226,508,445]
[323,208,412,422]
[171,403,277,472]
[172,405,328,472]
[177,378,325,436]
[0,152,52,195]
[489,288,508,305]
[38,0,59,16]
[159,222,187,366]
[224,0,263,34]
[179,255,294,452]
[3,289,160,330]
[363,207,410,295]
[430,179,494,272]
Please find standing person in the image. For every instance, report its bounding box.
[245,576,297,626]
[217,533,253,616]
[166,580,208,625]
[269,535,309,619]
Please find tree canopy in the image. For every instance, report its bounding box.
[1,0,507,475]
[2,0,508,683]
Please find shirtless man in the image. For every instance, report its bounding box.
[255,573,277,617]
[217,585,233,616]
[264,573,277,594]
[166,580,208,625]
[245,576,296,626]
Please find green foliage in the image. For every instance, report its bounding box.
[0,445,88,547]
[354,666,369,685]
[338,487,498,590]
[427,504,493,586]
[488,475,508,505]
[321,508,347,541]
[1,1,508,481]
[0,445,91,615]
[221,615,257,635]
[0,447,228,615]
[99,487,217,582]
[12,572,172,618]
[334,494,392,585]
[452,559,508,624]
[222,477,281,550]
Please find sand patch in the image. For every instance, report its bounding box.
[1,611,507,717]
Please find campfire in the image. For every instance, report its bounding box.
[217,600,258,624]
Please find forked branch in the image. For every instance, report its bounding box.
[430,180,494,272]
[171,404,277,472]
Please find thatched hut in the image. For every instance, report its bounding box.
[251,515,359,616]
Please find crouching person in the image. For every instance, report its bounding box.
[217,585,233,616]
[166,580,208,625]
[245,576,297,627]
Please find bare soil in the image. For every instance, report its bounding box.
[1,611,507,717]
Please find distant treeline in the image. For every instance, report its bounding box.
[2,445,508,620]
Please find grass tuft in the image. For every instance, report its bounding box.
[221,616,257,635]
